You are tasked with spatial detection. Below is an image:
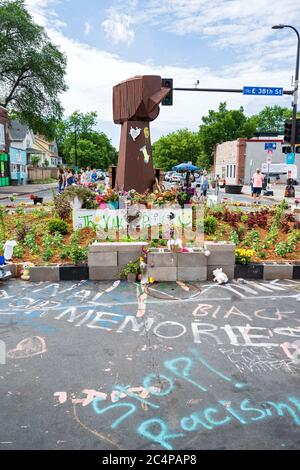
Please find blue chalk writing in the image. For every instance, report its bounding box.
[137,418,185,451]
[92,400,136,429]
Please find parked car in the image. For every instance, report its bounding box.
[96,170,105,180]
[164,171,173,181]
[171,173,182,183]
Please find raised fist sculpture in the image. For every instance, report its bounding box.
[113,75,171,193]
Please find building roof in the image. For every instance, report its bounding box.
[9,120,28,142]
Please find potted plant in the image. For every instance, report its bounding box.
[176,190,192,208]
[119,259,141,282]
[102,189,119,209]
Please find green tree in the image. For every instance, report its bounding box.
[153,129,201,171]
[57,111,118,169]
[198,102,256,166]
[30,155,40,167]
[253,105,292,132]
[0,0,67,138]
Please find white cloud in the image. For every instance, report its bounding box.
[84,22,92,36]
[102,10,135,45]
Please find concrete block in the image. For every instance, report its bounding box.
[207,252,235,266]
[148,267,177,282]
[116,242,148,252]
[89,266,119,281]
[2,263,16,277]
[118,251,141,268]
[263,263,293,280]
[89,242,148,253]
[234,263,264,279]
[89,243,118,253]
[148,252,177,268]
[207,265,235,281]
[177,267,207,281]
[205,242,236,252]
[29,266,60,282]
[88,252,117,267]
[177,252,207,268]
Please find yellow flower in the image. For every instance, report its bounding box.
[149,277,155,284]
[139,257,144,262]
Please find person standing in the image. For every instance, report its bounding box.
[81,168,87,186]
[252,169,264,204]
[91,168,98,183]
[66,169,74,186]
[201,175,209,200]
[58,167,65,194]
[86,166,92,183]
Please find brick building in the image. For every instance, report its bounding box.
[214,136,299,185]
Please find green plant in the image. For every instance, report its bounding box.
[24,230,36,249]
[48,218,68,235]
[32,208,48,218]
[42,233,55,248]
[13,245,24,259]
[70,230,80,245]
[275,242,289,257]
[42,247,54,262]
[52,232,64,248]
[243,230,260,247]
[15,207,25,215]
[241,215,248,224]
[30,245,40,256]
[204,215,218,235]
[265,227,279,245]
[229,230,239,245]
[118,259,141,278]
[257,251,267,259]
[69,246,88,265]
[60,246,71,260]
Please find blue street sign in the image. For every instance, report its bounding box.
[286,153,295,164]
[265,143,277,150]
[243,87,283,96]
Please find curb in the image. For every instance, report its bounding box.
[1,262,299,282]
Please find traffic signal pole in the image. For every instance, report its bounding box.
[173,87,293,95]
[291,27,300,152]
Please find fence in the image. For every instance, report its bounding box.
[27,167,58,182]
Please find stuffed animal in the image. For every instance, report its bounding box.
[21,262,35,281]
[213,268,228,285]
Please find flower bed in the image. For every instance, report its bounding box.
[0,187,299,266]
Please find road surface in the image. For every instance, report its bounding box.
[0,278,300,450]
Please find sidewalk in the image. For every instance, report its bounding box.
[242,184,300,203]
[0,183,57,200]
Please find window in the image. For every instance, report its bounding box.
[0,124,5,146]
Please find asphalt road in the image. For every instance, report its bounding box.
[0,279,300,450]
[0,188,55,206]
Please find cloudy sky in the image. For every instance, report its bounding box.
[25,0,300,147]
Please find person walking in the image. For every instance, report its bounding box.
[81,168,87,186]
[201,175,209,201]
[58,167,65,194]
[91,168,98,183]
[252,169,265,204]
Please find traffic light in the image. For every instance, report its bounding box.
[296,118,300,144]
[282,145,292,154]
[284,120,292,143]
[162,78,173,106]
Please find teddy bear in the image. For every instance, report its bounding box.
[20,262,35,281]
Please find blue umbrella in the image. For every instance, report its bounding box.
[173,163,199,172]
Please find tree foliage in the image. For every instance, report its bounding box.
[57,111,118,169]
[0,0,67,138]
[152,129,202,171]
[198,102,256,166]
[252,105,292,132]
